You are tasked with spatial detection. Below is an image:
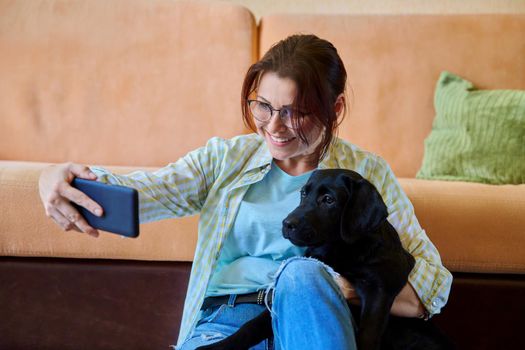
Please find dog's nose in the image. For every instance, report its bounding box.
[283,217,299,233]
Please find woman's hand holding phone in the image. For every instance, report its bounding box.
[38,163,103,237]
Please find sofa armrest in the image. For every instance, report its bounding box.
[399,178,525,274]
[0,161,197,261]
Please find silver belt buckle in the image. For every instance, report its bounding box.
[256,290,265,305]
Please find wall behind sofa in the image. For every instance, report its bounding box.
[217,0,525,20]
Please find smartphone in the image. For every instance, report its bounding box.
[71,178,140,238]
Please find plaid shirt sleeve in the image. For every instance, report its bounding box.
[370,157,453,316]
[89,137,224,223]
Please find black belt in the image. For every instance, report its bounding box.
[201,290,272,310]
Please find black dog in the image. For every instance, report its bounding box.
[197,169,453,350]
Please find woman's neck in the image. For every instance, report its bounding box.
[274,158,318,176]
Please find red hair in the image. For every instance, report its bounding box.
[241,34,347,161]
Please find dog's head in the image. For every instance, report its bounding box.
[282,169,388,247]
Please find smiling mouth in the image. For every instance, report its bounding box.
[268,133,296,144]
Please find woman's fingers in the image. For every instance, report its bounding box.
[47,207,77,232]
[334,275,359,302]
[70,226,83,233]
[53,199,100,237]
[41,181,101,237]
[60,183,103,217]
[49,200,100,237]
[68,163,98,181]
[39,162,102,238]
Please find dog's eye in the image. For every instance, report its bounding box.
[300,189,307,198]
[322,195,335,204]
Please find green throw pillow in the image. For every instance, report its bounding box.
[417,71,525,184]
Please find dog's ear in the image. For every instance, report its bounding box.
[340,175,388,243]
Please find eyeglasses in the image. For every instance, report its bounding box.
[247,99,306,129]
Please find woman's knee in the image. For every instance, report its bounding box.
[274,257,335,293]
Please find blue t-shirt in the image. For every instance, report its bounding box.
[206,163,313,296]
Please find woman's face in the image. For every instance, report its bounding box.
[254,71,323,172]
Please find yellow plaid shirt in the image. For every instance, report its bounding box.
[90,133,452,346]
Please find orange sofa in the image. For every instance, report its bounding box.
[1,1,524,349]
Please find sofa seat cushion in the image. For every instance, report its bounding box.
[2,161,525,274]
[399,178,525,274]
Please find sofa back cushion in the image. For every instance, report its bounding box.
[259,14,525,177]
[0,0,256,166]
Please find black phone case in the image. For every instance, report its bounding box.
[71,178,139,238]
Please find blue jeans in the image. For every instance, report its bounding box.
[177,257,357,350]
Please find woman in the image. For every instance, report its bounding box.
[39,34,452,350]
